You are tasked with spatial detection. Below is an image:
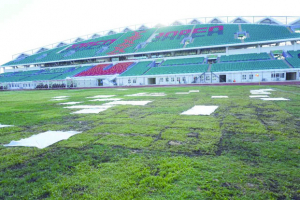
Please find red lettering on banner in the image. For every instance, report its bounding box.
[107,31,145,55]
[66,39,117,50]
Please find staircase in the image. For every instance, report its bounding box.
[207,64,212,72]
[137,28,160,52]
[183,25,196,48]
[283,59,294,68]
[287,27,294,33]
[238,24,245,43]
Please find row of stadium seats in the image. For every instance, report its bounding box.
[119,61,152,76]
[102,29,157,56]
[242,24,300,42]
[210,60,289,72]
[137,25,194,52]
[220,53,271,62]
[287,50,300,58]
[286,57,300,68]
[0,66,92,82]
[161,57,205,66]
[75,62,134,76]
[144,64,209,75]
[100,62,134,75]
[3,25,300,66]
[75,64,110,77]
[186,24,241,48]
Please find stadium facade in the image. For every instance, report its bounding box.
[1,16,300,90]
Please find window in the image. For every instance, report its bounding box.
[128,79,131,84]
[171,78,174,82]
[271,73,274,78]
[280,73,284,78]
[133,79,136,83]
[183,77,186,82]
[276,73,279,78]
[242,75,246,80]
[166,78,169,82]
[212,75,217,80]
[160,78,163,82]
[249,74,253,79]
[177,77,180,81]
[200,75,204,81]
[206,76,210,81]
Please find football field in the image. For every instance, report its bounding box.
[0,85,300,199]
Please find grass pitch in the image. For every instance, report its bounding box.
[0,85,300,199]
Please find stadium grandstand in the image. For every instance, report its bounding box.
[1,16,300,90]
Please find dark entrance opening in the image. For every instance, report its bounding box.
[98,79,104,86]
[148,78,156,85]
[286,72,296,80]
[219,75,226,82]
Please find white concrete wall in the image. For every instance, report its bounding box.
[117,68,300,86]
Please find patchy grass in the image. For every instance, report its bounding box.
[0,85,300,199]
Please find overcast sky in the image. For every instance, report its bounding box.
[0,0,299,66]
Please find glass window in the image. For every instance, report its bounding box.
[249,74,253,79]
[276,73,279,78]
[242,75,246,80]
[206,76,210,80]
[166,78,169,82]
[128,79,131,84]
[280,73,284,78]
[133,79,136,83]
[183,77,186,81]
[171,78,174,82]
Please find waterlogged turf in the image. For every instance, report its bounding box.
[0,85,300,199]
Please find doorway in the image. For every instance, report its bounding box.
[148,78,156,85]
[98,79,104,86]
[286,72,296,81]
[219,75,226,82]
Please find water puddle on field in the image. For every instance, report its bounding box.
[3,131,81,149]
[250,90,271,95]
[89,98,122,102]
[86,95,116,99]
[181,106,219,115]
[59,102,82,105]
[249,95,269,98]
[72,108,111,114]
[211,96,228,98]
[260,98,290,101]
[53,96,69,99]
[126,93,166,97]
[64,105,113,109]
[104,101,152,106]
[51,98,68,101]
[175,92,190,95]
[64,105,113,114]
[0,124,14,128]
